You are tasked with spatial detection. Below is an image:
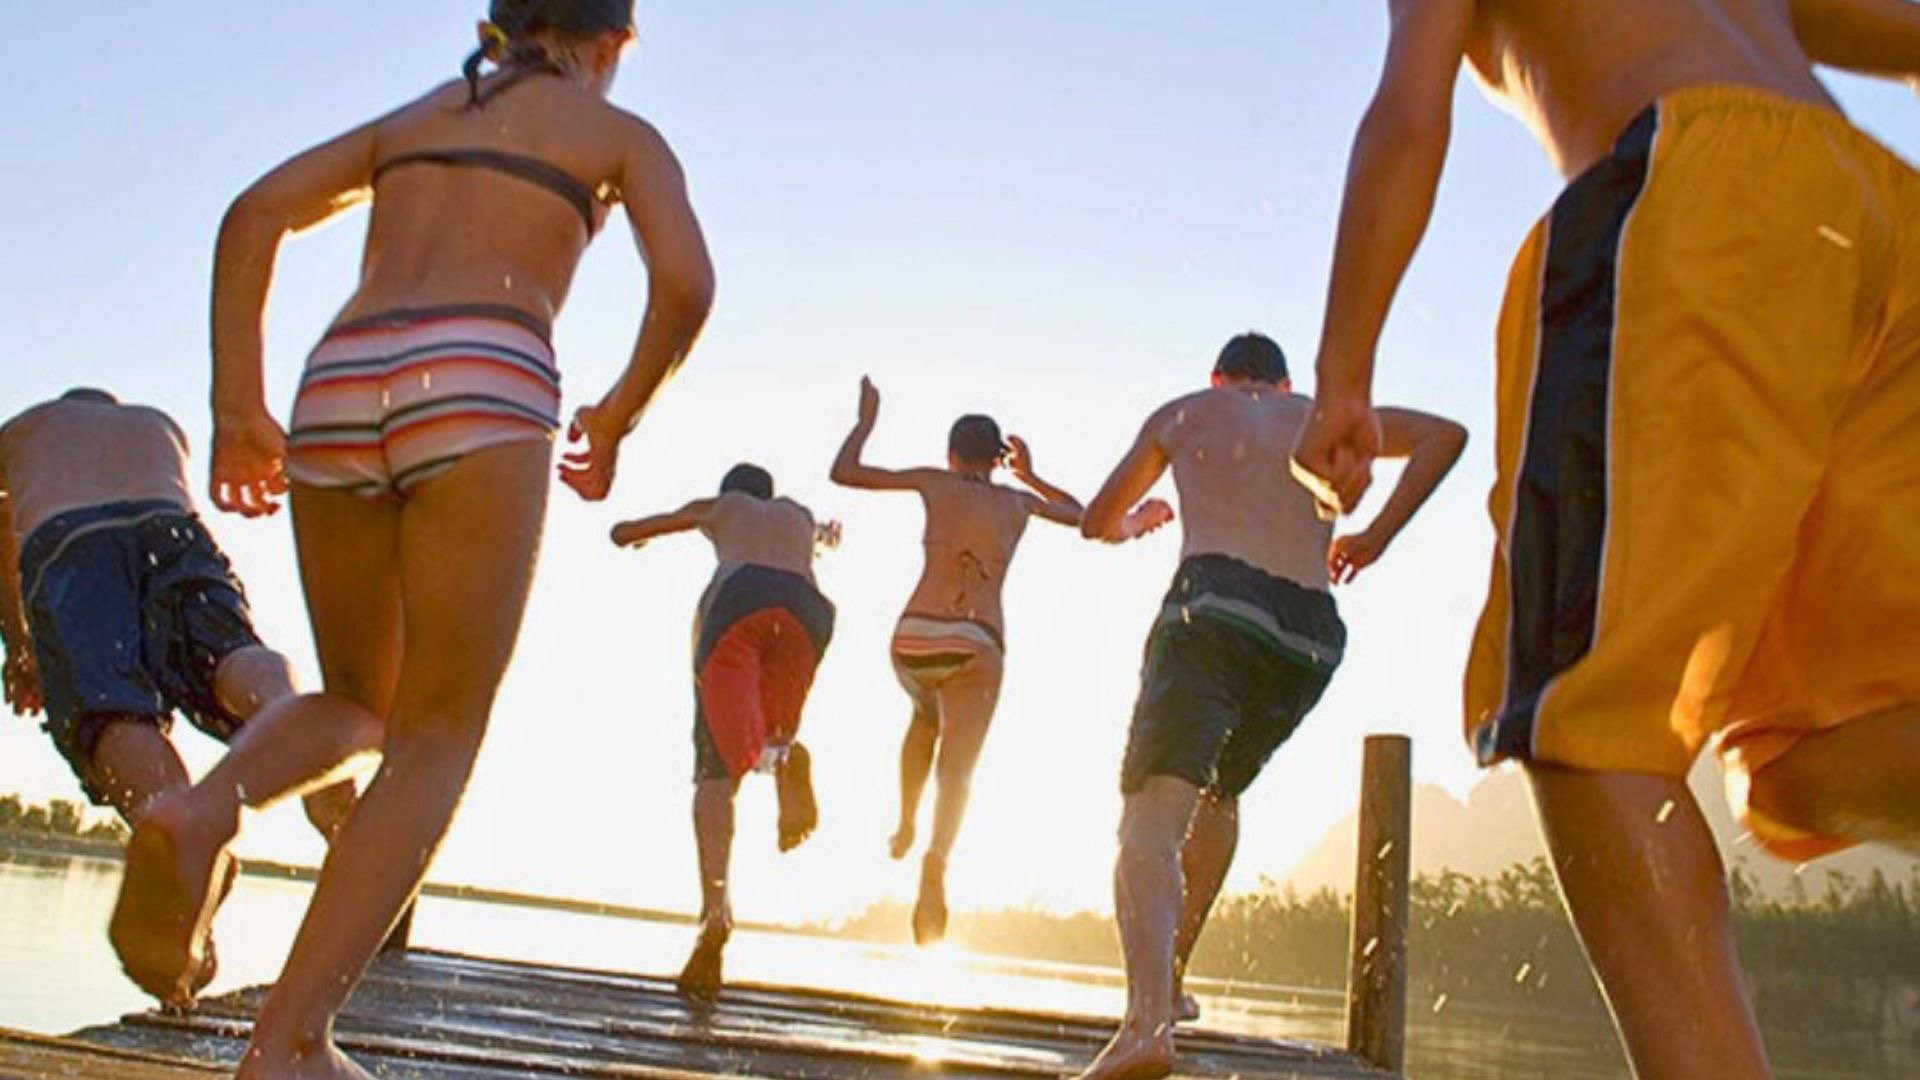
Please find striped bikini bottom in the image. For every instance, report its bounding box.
[287,305,561,497]
[889,613,1005,697]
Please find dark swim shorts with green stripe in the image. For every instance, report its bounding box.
[1119,553,1346,797]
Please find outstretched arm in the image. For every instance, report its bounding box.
[1081,408,1177,544]
[0,454,41,716]
[211,115,386,519]
[562,116,717,502]
[1328,407,1468,583]
[829,377,943,492]
[1292,0,1474,516]
[1005,436,1084,527]
[1790,0,1920,81]
[610,497,717,548]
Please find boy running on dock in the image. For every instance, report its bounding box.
[830,376,1085,945]
[612,464,838,996]
[1078,334,1464,1080]
[0,390,356,995]
[1293,2,1920,1077]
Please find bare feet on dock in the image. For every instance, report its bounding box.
[888,821,916,861]
[677,916,731,1000]
[110,797,234,1006]
[237,1040,375,1080]
[774,742,818,853]
[1174,990,1201,1024]
[912,855,948,946]
[1075,1022,1176,1080]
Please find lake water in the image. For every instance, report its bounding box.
[0,851,1907,1078]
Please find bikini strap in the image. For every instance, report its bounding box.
[373,148,602,234]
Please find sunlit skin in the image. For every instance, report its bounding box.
[610,487,840,994]
[1076,366,1464,1080]
[110,10,714,1078]
[831,376,1084,945]
[1293,3,1920,1078]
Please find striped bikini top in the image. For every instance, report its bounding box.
[372,147,606,235]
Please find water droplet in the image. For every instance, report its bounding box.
[1362,936,1378,957]
[1816,224,1854,249]
[1514,962,1532,983]
[1377,840,1394,860]
[1655,799,1675,825]
[1431,993,1449,1014]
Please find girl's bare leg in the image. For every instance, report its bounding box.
[890,697,938,860]
[239,444,549,1079]
[914,654,1002,945]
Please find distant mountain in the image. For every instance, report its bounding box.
[1279,761,1918,900]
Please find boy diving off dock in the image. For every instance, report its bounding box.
[611,464,838,997]
[0,389,357,1001]
[1077,334,1464,1080]
[830,376,1087,946]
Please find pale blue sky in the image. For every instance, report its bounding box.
[1,3,1914,921]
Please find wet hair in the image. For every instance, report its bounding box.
[948,415,1007,467]
[1213,333,1289,385]
[719,463,774,500]
[60,387,119,405]
[462,0,636,108]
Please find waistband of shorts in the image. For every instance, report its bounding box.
[20,499,195,600]
[325,304,554,349]
[1591,84,1883,176]
[1159,553,1345,668]
[894,613,1006,653]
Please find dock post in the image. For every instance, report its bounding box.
[1345,734,1411,1073]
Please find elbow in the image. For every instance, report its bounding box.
[1078,504,1119,542]
[219,187,288,245]
[1356,94,1450,171]
[658,262,716,326]
[1438,419,1469,462]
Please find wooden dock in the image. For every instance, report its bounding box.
[1,948,1394,1078]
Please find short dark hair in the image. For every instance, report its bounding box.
[1213,333,1289,384]
[464,0,636,107]
[719,463,774,500]
[60,387,118,405]
[948,415,1006,466]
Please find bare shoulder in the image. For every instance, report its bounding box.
[773,496,816,525]
[1151,388,1220,445]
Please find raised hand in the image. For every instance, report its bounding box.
[1328,527,1388,585]
[1004,434,1034,477]
[814,518,844,551]
[1291,392,1380,518]
[210,408,290,518]
[560,402,624,502]
[857,377,880,427]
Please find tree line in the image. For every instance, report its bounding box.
[0,793,129,844]
[820,858,1920,1041]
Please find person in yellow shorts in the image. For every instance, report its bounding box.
[1292,2,1920,1078]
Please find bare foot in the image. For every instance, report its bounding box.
[888,821,916,860]
[237,1039,376,1079]
[1174,990,1200,1024]
[110,797,234,1006]
[912,855,948,946]
[677,917,731,1000]
[1075,1022,1176,1080]
[774,743,818,853]
[188,858,242,996]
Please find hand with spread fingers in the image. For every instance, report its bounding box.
[1121,498,1175,540]
[1290,391,1380,518]
[3,642,40,717]
[560,402,625,502]
[1328,527,1389,585]
[209,409,290,518]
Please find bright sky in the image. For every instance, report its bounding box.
[1,3,1915,925]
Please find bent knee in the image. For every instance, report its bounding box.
[1745,758,1829,835]
[214,646,297,715]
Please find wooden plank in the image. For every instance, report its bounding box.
[0,1028,224,1079]
[63,950,1396,1080]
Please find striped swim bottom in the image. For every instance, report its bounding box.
[287,304,561,497]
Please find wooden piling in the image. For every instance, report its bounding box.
[1344,734,1411,1073]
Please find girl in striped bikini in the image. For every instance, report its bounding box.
[109,3,712,1077]
[830,377,1085,945]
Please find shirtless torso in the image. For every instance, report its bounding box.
[1149,388,1330,590]
[701,493,819,584]
[1463,0,1831,176]
[1,398,196,543]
